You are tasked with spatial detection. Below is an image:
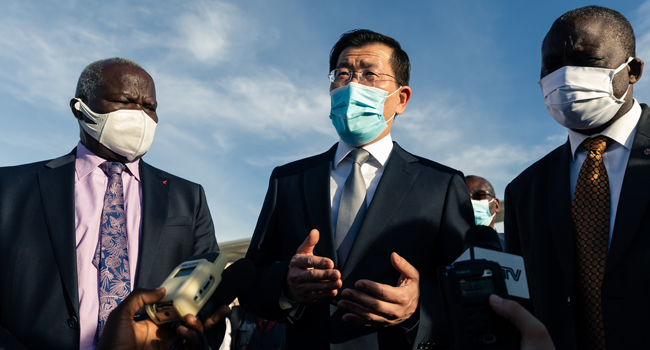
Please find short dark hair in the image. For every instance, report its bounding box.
[556,5,635,57]
[329,29,410,86]
[466,175,496,198]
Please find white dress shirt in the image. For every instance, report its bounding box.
[568,99,641,248]
[330,134,394,231]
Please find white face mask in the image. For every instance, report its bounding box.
[74,98,157,161]
[538,57,633,130]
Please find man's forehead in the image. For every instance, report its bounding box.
[544,16,616,51]
[100,62,152,84]
[466,178,489,191]
[336,43,393,67]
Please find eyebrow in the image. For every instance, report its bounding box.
[336,59,379,69]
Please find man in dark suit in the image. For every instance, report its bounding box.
[239,30,474,349]
[0,58,227,349]
[505,6,647,349]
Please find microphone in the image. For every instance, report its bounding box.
[463,225,503,252]
[456,226,529,299]
[135,256,256,323]
[196,257,255,322]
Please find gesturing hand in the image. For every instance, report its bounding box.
[285,229,342,304]
[338,252,420,327]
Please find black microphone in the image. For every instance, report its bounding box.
[196,257,255,322]
[463,225,503,252]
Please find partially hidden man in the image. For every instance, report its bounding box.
[0,58,226,349]
[239,30,474,350]
[505,6,649,349]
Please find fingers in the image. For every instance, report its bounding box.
[290,254,335,270]
[121,287,166,317]
[337,255,420,327]
[489,295,556,350]
[286,230,342,304]
[202,305,231,330]
[177,314,203,345]
[339,284,409,320]
[391,253,419,283]
[296,229,320,255]
[286,267,342,303]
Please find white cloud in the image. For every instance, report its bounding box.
[0,19,117,108]
[152,68,332,148]
[170,1,278,64]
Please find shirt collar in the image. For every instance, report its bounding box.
[333,134,394,170]
[75,141,141,181]
[568,99,642,161]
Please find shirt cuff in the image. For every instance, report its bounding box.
[401,320,419,345]
[279,287,299,310]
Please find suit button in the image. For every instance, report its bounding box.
[67,316,78,329]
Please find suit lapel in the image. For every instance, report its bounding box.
[135,161,170,287]
[303,144,338,264]
[39,152,78,314]
[547,141,575,290]
[340,143,419,280]
[606,104,650,277]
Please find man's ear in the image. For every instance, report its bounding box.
[70,98,84,121]
[395,86,412,115]
[628,57,644,84]
[493,198,501,214]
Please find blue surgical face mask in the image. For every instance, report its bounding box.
[471,199,495,226]
[329,82,400,146]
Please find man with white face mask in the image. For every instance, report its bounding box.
[240,29,474,350]
[504,6,647,350]
[0,58,229,349]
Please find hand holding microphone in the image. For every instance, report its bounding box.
[98,254,255,350]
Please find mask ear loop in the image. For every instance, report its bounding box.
[384,86,403,122]
[387,86,402,98]
[612,57,634,102]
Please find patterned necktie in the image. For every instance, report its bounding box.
[93,162,131,338]
[572,136,611,350]
[335,148,370,267]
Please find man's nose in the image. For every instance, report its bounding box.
[349,71,362,83]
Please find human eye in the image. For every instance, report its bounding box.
[363,71,380,82]
[336,69,351,78]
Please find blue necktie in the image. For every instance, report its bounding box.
[93,162,131,338]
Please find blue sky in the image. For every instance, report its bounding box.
[2,0,649,242]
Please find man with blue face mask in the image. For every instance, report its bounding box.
[240,29,474,350]
[505,6,648,349]
[466,175,503,249]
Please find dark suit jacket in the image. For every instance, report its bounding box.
[239,142,473,350]
[504,104,650,349]
[0,150,218,349]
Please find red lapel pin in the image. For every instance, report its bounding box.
[163,180,168,185]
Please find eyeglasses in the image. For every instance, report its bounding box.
[329,69,400,86]
[470,190,494,200]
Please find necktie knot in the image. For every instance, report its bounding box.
[582,136,611,155]
[100,161,125,178]
[352,148,370,166]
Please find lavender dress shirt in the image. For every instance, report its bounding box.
[74,142,142,350]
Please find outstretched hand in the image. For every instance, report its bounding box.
[338,252,420,327]
[285,229,342,304]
